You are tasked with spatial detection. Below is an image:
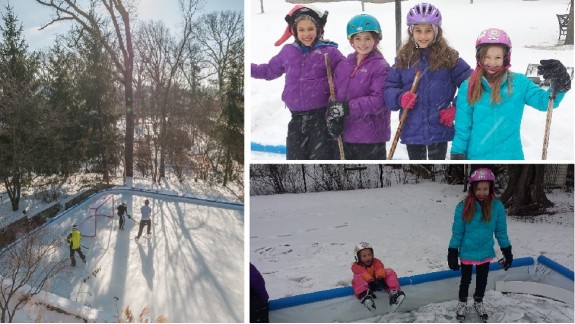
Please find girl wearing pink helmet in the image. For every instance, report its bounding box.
[383,2,472,160]
[450,28,572,160]
[448,167,512,322]
[351,242,405,311]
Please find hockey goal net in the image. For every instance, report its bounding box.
[79,194,115,237]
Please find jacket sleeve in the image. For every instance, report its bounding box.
[251,46,288,80]
[448,202,465,249]
[383,63,405,112]
[349,59,390,117]
[450,80,472,155]
[67,233,72,244]
[372,258,387,279]
[493,200,511,248]
[351,263,374,282]
[451,57,473,88]
[520,73,567,111]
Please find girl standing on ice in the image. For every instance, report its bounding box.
[351,242,405,311]
[251,4,344,160]
[447,168,513,322]
[383,2,472,160]
[450,28,572,160]
[326,14,391,160]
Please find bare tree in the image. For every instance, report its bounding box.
[0,228,68,323]
[192,10,243,90]
[36,0,136,183]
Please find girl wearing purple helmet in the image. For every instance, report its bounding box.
[448,167,512,322]
[450,28,572,160]
[383,2,472,160]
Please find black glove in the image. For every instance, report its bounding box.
[537,59,571,92]
[326,102,348,137]
[500,246,513,271]
[450,154,467,160]
[448,248,460,271]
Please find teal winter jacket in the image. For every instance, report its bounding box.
[448,199,511,261]
[451,72,566,159]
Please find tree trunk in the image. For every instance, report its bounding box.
[500,165,553,216]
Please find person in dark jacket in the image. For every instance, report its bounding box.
[251,4,344,160]
[383,2,472,160]
[117,202,128,230]
[250,263,270,323]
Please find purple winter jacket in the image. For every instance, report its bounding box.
[383,48,472,145]
[333,51,391,144]
[250,263,269,302]
[251,42,344,112]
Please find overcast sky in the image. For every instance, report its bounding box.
[0,0,244,52]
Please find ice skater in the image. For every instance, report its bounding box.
[116,202,128,230]
[135,199,152,240]
[351,242,405,312]
[448,168,513,322]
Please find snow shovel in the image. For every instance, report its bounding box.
[324,53,345,160]
[387,70,422,160]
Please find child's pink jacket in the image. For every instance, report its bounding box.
[351,258,400,297]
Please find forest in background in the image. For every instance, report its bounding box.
[0,0,244,212]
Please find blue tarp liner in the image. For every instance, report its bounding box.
[251,142,286,155]
[269,256,573,322]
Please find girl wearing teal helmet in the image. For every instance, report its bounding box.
[326,14,391,160]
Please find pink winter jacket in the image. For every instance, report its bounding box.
[351,258,386,284]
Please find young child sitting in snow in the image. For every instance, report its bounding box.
[351,242,405,311]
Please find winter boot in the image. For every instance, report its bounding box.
[71,258,76,267]
[82,257,86,263]
[473,300,488,322]
[456,301,467,322]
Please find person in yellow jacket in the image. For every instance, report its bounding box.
[67,224,86,267]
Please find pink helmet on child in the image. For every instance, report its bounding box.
[475,28,512,66]
[469,168,495,184]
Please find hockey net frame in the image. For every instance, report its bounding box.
[80,194,115,237]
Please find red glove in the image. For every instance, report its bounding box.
[400,92,417,110]
[440,106,456,126]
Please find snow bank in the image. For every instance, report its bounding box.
[268,256,573,322]
[0,275,115,322]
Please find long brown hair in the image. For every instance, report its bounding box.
[467,45,513,106]
[395,26,459,71]
[461,181,494,223]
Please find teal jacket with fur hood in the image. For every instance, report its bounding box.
[448,199,511,261]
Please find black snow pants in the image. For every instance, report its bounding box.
[459,262,490,302]
[286,108,336,160]
[70,246,86,266]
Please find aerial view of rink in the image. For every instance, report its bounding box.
[5,189,244,322]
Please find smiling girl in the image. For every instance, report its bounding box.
[326,14,391,159]
[251,4,344,160]
[450,28,571,160]
[383,2,472,160]
[447,167,512,322]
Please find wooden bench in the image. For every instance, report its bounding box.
[557,14,569,40]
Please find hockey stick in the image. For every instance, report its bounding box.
[541,82,556,160]
[324,53,345,160]
[80,244,89,250]
[126,214,137,223]
[387,70,423,160]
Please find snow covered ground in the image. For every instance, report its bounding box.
[250,171,574,322]
[2,180,244,322]
[248,0,574,160]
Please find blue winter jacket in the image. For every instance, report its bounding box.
[383,49,472,145]
[451,72,566,160]
[448,199,511,262]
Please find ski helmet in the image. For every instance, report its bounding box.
[354,242,373,260]
[274,4,328,46]
[346,14,382,40]
[475,28,512,66]
[469,168,495,184]
[72,224,78,229]
[406,2,442,26]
